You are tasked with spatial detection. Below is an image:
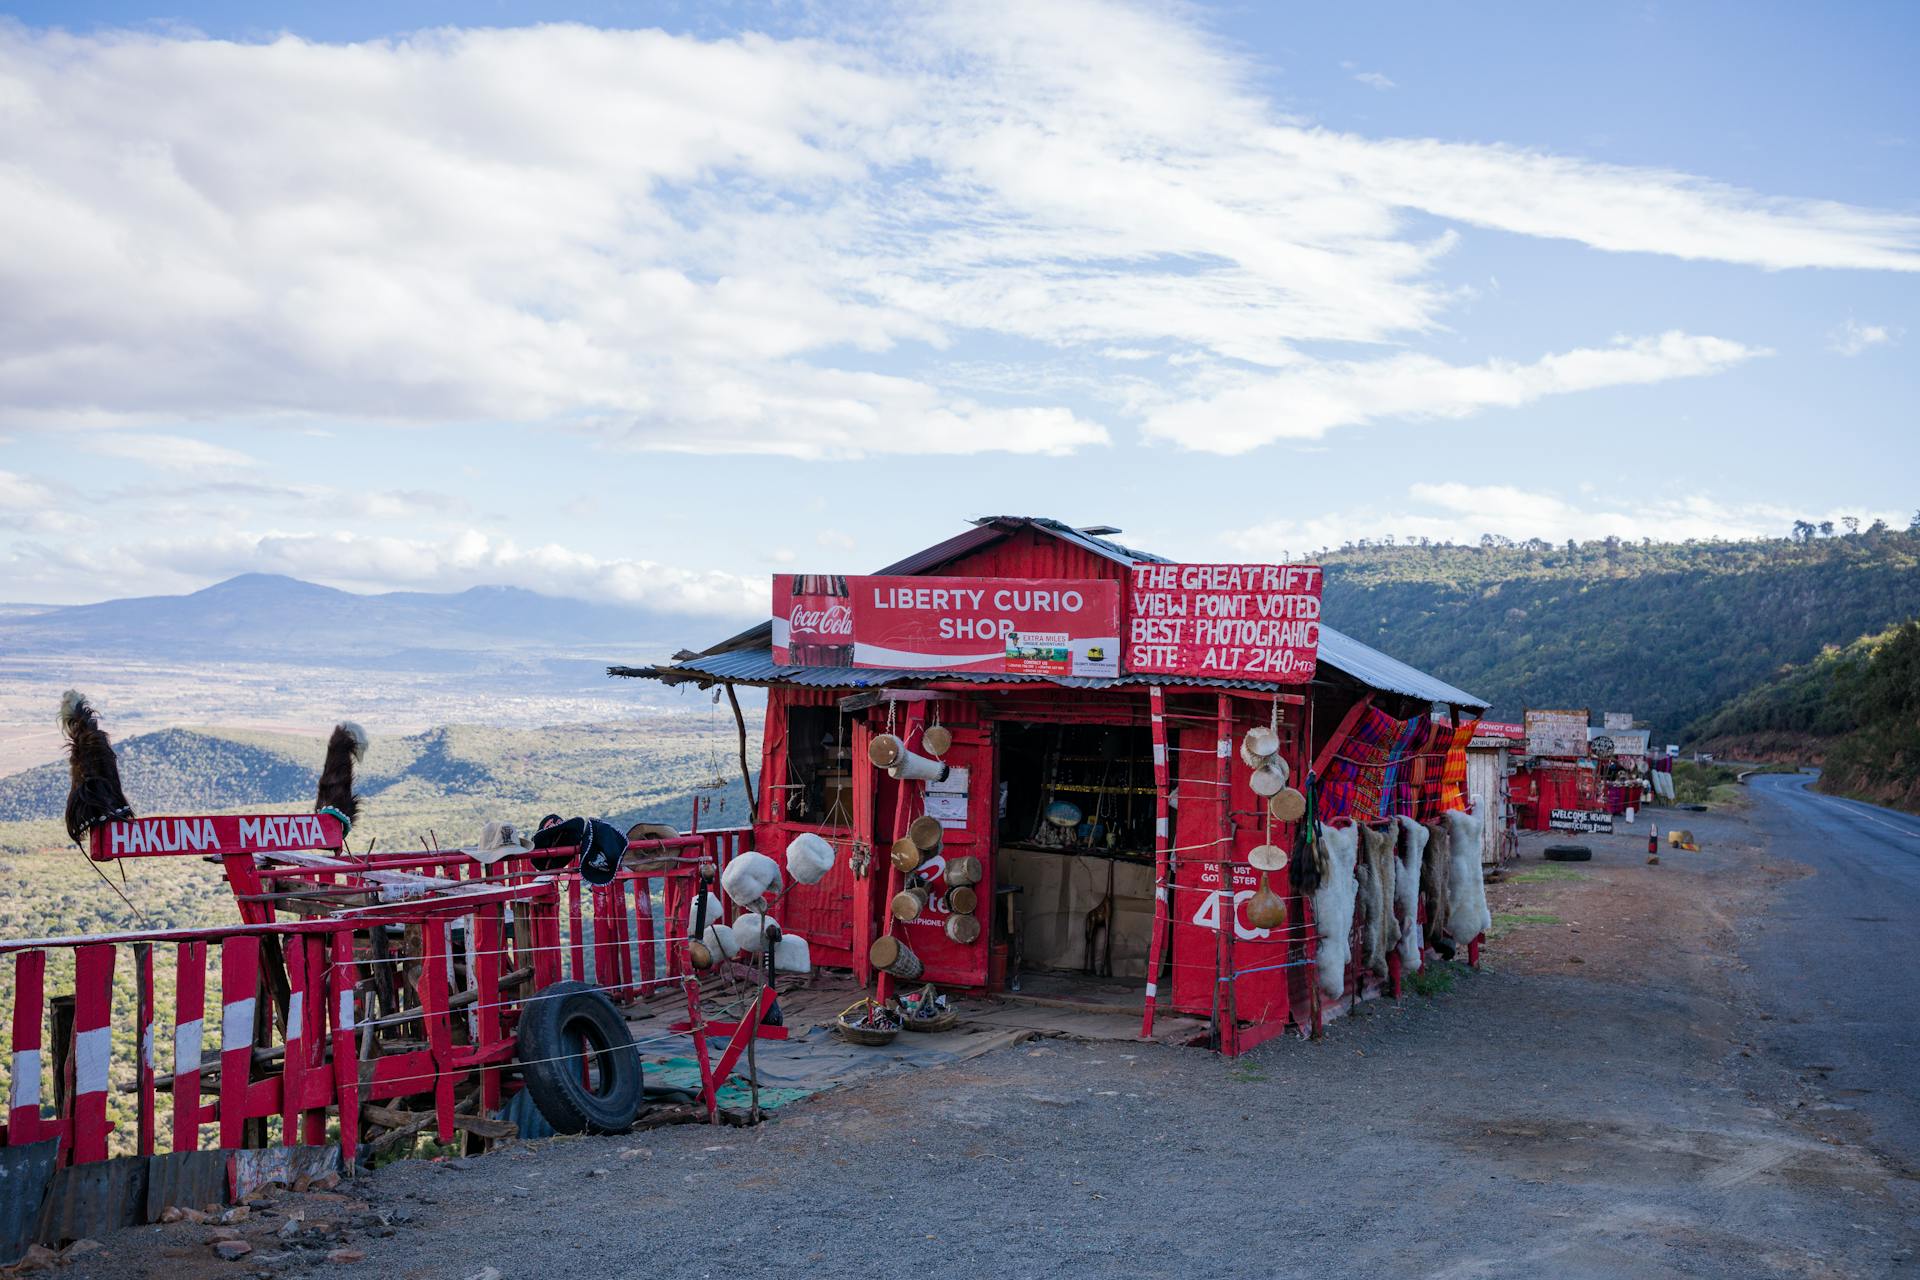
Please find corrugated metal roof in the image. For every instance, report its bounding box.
[626,515,1487,708]
[1316,626,1486,708]
[615,621,1487,708]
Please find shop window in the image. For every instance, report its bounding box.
[998,722,1163,861]
[778,706,855,828]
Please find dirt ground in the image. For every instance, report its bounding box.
[38,800,1920,1279]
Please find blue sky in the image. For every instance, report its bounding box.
[1,1,1915,613]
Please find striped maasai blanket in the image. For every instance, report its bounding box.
[1439,718,1482,812]
[1316,704,1404,822]
[1380,714,1429,818]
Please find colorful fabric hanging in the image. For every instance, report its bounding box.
[1315,703,1404,822]
[1438,717,1482,812]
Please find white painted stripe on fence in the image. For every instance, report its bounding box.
[10,1049,41,1109]
[1143,982,1157,998]
[338,989,355,1031]
[1216,738,1229,757]
[142,1024,154,1070]
[286,992,304,1042]
[221,997,257,1053]
[1152,742,1167,766]
[174,1020,203,1074]
[75,1027,111,1095]
[1156,816,1169,837]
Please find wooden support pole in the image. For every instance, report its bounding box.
[1215,694,1239,1057]
[1139,686,1171,1039]
[725,683,758,815]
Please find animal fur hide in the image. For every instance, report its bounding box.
[1392,816,1428,973]
[1356,824,1400,979]
[60,690,133,844]
[314,721,368,825]
[1310,823,1360,999]
[1444,799,1493,945]
[1421,819,1454,957]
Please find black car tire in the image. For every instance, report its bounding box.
[515,980,644,1134]
[1543,844,1593,862]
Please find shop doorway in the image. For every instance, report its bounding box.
[993,721,1168,986]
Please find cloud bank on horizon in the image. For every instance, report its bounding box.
[0,0,1914,609]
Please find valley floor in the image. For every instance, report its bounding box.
[55,787,1920,1279]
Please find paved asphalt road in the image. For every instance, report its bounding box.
[1739,772,1920,1166]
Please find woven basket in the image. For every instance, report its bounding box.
[897,984,960,1033]
[833,998,901,1047]
[901,1005,959,1034]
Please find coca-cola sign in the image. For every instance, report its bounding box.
[788,601,853,637]
[772,574,1120,676]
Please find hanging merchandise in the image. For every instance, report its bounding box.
[1240,725,1281,768]
[1246,842,1289,930]
[773,933,812,974]
[890,837,924,874]
[944,913,982,944]
[908,814,945,853]
[944,854,982,887]
[869,935,924,980]
[1267,787,1307,823]
[1391,816,1429,974]
[891,882,931,920]
[1310,822,1360,998]
[733,912,776,953]
[868,733,950,782]
[1249,758,1290,797]
[721,850,783,910]
[948,885,978,915]
[1356,824,1401,979]
[786,832,836,885]
[923,721,953,757]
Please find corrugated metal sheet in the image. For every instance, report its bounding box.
[40,1156,148,1246]
[0,1139,59,1265]
[618,629,1487,707]
[146,1150,231,1221]
[1317,627,1487,708]
[629,515,1487,708]
[228,1145,339,1202]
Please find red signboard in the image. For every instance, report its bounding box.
[1125,563,1322,682]
[772,575,1120,677]
[89,812,347,860]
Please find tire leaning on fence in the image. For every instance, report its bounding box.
[515,980,646,1134]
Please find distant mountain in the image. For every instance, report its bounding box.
[0,727,319,821]
[0,720,756,847]
[1317,527,1920,733]
[0,573,742,668]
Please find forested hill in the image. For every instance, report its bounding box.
[1316,526,1920,733]
[1691,622,1920,812]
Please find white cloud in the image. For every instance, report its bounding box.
[1227,482,1908,555]
[0,5,1913,464]
[1353,71,1396,91]
[1830,317,1898,356]
[1142,331,1763,453]
[5,526,763,615]
[80,433,257,471]
[0,468,92,535]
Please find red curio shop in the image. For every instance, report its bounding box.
[616,517,1491,1055]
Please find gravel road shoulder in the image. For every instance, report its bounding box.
[51,803,1920,1279]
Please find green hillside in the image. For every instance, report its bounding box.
[1691,621,1920,813]
[1318,525,1920,732]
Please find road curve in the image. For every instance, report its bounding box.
[1740,772,1920,1163]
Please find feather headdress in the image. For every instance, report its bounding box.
[60,690,133,844]
[314,721,368,826]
